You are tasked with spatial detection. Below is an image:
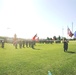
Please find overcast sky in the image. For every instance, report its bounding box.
[0,0,76,39]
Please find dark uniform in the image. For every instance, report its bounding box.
[63,40,68,52]
[25,40,29,47]
[14,40,17,49]
[1,40,4,48]
[28,41,31,47]
[22,40,25,48]
[19,40,22,48]
[31,40,36,49]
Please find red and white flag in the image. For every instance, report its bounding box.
[67,27,73,37]
[32,34,37,40]
[35,37,39,42]
[13,34,17,45]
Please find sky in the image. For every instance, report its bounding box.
[0,0,76,39]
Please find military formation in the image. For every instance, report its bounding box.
[0,39,69,52]
[13,40,36,49]
[0,33,68,52]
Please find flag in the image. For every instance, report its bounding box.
[67,27,73,37]
[13,34,17,41]
[74,31,76,38]
[32,34,37,40]
[13,34,17,45]
[36,37,39,42]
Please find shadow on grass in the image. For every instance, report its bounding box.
[0,48,6,50]
[66,51,76,54]
[32,48,41,50]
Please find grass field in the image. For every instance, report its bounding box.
[0,41,76,75]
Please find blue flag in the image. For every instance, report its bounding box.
[74,31,76,38]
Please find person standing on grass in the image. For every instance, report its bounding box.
[22,40,25,48]
[31,34,37,49]
[13,40,18,49]
[13,34,18,49]
[25,40,29,48]
[1,40,5,48]
[63,38,68,52]
[28,40,31,47]
[19,40,22,48]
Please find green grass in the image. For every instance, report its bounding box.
[0,41,76,75]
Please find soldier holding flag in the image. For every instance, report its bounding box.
[31,34,37,49]
[13,34,18,49]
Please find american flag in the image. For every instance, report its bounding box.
[32,34,37,40]
[67,27,73,37]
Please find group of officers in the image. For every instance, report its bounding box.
[13,40,36,49]
[0,37,69,52]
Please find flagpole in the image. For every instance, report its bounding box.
[72,22,73,39]
[67,26,68,39]
[72,22,73,33]
[62,27,64,38]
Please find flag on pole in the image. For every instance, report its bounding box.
[13,34,17,45]
[13,34,17,41]
[32,34,37,40]
[36,37,39,42]
[67,27,73,37]
[74,31,76,38]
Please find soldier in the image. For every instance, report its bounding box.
[25,40,29,47]
[28,40,31,47]
[1,40,5,48]
[13,40,17,49]
[22,40,25,48]
[31,34,37,49]
[31,40,35,49]
[63,39,68,52]
[19,40,22,48]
